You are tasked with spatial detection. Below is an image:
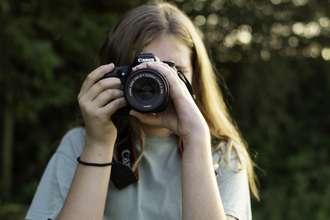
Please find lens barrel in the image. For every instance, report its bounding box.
[124,68,170,113]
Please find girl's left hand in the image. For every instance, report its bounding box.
[129,61,209,140]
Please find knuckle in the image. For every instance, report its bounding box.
[112,98,121,107]
[78,97,85,108]
[115,89,124,98]
[106,89,114,97]
[113,89,123,96]
[78,98,83,107]
[85,105,96,115]
[97,79,107,88]
[86,73,94,81]
[114,98,125,108]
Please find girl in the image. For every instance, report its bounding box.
[26,2,258,220]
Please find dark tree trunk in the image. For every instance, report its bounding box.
[2,110,14,201]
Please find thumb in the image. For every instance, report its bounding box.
[129,110,162,126]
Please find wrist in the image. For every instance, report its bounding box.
[182,132,211,153]
[182,124,210,145]
[85,130,117,148]
[81,135,115,163]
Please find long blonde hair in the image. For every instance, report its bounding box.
[96,2,259,200]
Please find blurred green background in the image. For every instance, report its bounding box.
[1,0,329,219]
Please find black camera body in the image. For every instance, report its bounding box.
[101,53,194,189]
[101,53,176,115]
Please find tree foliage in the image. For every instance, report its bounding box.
[175,0,330,219]
[0,0,329,219]
[0,0,142,206]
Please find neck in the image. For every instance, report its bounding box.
[139,122,174,138]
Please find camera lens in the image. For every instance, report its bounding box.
[134,78,158,100]
[125,68,170,113]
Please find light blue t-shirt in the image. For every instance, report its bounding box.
[26,127,251,220]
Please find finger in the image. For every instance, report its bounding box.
[101,97,127,116]
[82,77,122,104]
[91,89,124,108]
[135,62,189,100]
[79,63,115,99]
[133,61,174,76]
[129,110,162,127]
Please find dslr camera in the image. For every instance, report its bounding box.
[100,53,194,116]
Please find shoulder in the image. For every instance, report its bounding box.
[56,127,86,158]
[25,127,86,220]
[62,126,86,140]
[212,142,252,220]
[212,141,246,171]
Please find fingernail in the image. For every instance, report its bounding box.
[109,63,114,67]
[132,66,137,71]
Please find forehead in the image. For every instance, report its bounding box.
[142,34,192,68]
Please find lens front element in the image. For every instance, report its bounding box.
[125,68,170,113]
[135,78,157,100]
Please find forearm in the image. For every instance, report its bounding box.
[57,61,124,219]
[181,132,227,220]
[57,139,114,220]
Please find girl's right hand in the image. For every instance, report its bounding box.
[77,63,127,147]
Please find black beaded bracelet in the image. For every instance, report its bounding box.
[77,157,115,167]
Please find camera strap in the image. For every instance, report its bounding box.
[177,70,196,100]
[110,130,183,189]
[110,70,193,189]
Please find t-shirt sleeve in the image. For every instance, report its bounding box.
[213,147,252,220]
[25,127,86,220]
